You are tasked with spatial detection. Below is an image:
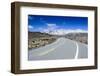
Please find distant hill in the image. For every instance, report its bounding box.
[65,33,88,44]
[28,32,88,44]
[28,32,53,39]
[65,33,87,38]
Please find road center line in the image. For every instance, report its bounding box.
[38,48,57,56]
[75,42,79,59]
[37,41,65,56]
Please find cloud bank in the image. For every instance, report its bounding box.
[41,24,87,35]
[28,23,87,35]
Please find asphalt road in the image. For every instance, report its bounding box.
[28,38,88,60]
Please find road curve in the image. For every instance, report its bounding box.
[28,37,88,60]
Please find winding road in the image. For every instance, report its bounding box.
[28,38,88,60]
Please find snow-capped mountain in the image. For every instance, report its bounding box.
[44,29,87,35]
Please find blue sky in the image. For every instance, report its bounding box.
[28,15,88,34]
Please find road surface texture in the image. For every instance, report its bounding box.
[28,38,88,60]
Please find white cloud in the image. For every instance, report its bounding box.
[28,25,34,32]
[47,24,57,27]
[40,23,87,35]
[42,23,58,33]
[28,25,34,29]
[48,29,87,35]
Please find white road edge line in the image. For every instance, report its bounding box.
[75,42,79,59]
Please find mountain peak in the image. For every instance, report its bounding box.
[44,29,87,35]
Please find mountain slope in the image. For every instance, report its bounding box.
[65,33,88,44]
